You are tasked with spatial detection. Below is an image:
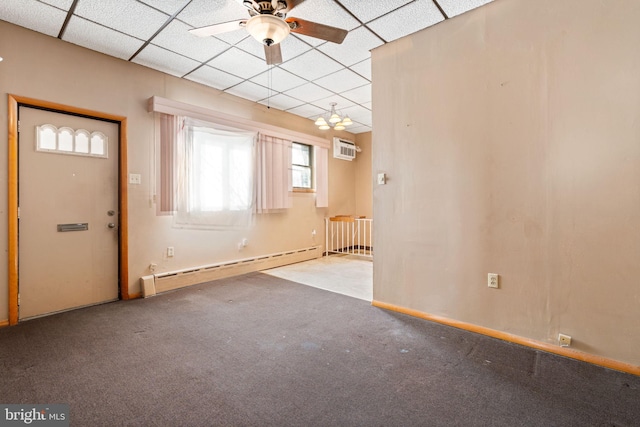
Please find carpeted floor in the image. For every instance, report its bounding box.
[0,272,638,426]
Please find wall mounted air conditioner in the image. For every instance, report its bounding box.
[333,137,356,161]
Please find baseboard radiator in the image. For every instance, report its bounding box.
[140,246,322,297]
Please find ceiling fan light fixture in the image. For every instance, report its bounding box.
[341,116,353,126]
[319,124,330,130]
[334,123,345,131]
[245,14,291,46]
[315,117,328,126]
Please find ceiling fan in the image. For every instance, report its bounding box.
[189,0,348,65]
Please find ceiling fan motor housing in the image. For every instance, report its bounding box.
[245,1,288,17]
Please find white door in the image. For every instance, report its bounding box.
[18,107,119,320]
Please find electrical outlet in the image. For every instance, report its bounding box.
[311,229,316,236]
[558,333,572,347]
[167,247,174,257]
[149,263,157,273]
[488,273,499,289]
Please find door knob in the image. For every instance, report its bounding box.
[108,223,116,229]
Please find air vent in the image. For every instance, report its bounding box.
[333,137,356,161]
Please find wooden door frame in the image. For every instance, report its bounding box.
[7,94,130,325]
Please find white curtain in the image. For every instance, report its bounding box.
[173,117,257,229]
[315,146,329,208]
[256,134,292,213]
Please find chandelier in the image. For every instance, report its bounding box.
[315,102,353,131]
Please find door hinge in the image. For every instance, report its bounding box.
[17,120,20,133]
[18,294,20,306]
[17,206,20,219]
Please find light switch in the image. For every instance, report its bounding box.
[377,173,386,185]
[129,173,142,185]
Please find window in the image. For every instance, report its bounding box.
[188,126,254,212]
[36,124,107,158]
[169,116,257,229]
[292,142,313,190]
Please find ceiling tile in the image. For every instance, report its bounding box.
[0,0,67,37]
[313,94,355,112]
[184,65,244,90]
[250,68,307,93]
[350,58,371,80]
[286,104,327,119]
[286,0,361,31]
[138,0,191,15]
[257,94,304,110]
[235,34,312,64]
[345,124,371,134]
[73,0,169,40]
[63,16,144,60]
[438,0,495,18]
[340,105,373,126]
[337,0,414,23]
[313,68,370,94]
[133,44,200,77]
[151,19,229,62]
[283,83,333,104]
[367,0,445,43]
[208,47,269,79]
[225,81,270,102]
[341,84,372,105]
[177,0,246,27]
[279,50,343,81]
[317,26,382,67]
[39,0,75,8]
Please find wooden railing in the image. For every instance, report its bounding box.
[325,216,373,258]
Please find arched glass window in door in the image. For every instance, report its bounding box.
[36,124,108,158]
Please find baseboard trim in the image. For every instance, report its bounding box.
[153,246,322,295]
[371,300,640,377]
[0,319,9,328]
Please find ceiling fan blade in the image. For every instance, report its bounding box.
[280,0,306,14]
[264,43,283,65]
[286,17,347,44]
[189,20,247,38]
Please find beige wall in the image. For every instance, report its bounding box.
[372,0,640,366]
[0,21,361,321]
[355,132,373,218]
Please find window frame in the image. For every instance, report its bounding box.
[291,141,315,193]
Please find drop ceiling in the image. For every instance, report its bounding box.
[0,0,496,134]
